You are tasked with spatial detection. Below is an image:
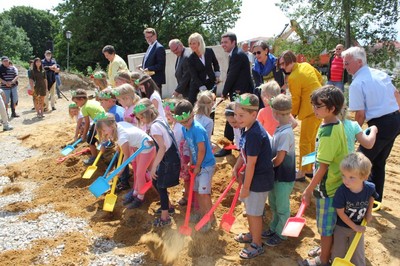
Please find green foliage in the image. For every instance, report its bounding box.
[3,6,60,58]
[54,0,242,72]
[276,0,399,68]
[0,18,32,61]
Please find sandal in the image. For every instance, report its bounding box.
[234,232,252,243]
[155,207,175,215]
[178,197,188,206]
[239,242,264,259]
[153,216,172,227]
[308,246,321,257]
[299,256,322,266]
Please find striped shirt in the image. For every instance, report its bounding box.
[329,56,344,82]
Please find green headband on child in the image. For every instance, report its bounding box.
[163,101,175,111]
[93,73,103,79]
[173,111,191,121]
[69,103,78,108]
[133,103,147,114]
[99,91,113,99]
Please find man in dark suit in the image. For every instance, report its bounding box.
[215,32,254,157]
[169,39,191,99]
[140,28,166,94]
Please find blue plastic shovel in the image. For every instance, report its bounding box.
[61,139,82,156]
[89,138,152,198]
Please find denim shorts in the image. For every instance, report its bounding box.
[194,165,215,194]
[3,86,18,105]
[316,197,337,236]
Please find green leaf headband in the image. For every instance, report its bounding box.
[134,79,140,85]
[133,103,147,114]
[93,72,104,79]
[94,112,109,122]
[135,76,152,86]
[69,103,78,108]
[234,94,259,110]
[173,111,191,121]
[70,90,77,97]
[111,89,120,96]
[163,101,175,112]
[268,97,275,108]
[99,91,113,99]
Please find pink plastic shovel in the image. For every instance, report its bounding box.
[179,168,195,236]
[281,200,307,237]
[195,176,236,231]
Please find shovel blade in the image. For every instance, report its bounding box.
[220,214,236,232]
[281,217,306,237]
[61,145,74,156]
[89,178,111,198]
[179,225,192,236]
[332,257,355,266]
[82,166,98,179]
[103,194,117,212]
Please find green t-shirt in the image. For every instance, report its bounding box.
[81,99,105,119]
[314,121,348,198]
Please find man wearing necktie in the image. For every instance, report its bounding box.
[169,39,192,99]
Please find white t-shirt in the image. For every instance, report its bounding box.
[117,121,152,153]
[173,122,190,156]
[149,91,166,120]
[150,118,172,150]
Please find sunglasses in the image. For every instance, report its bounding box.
[252,51,262,55]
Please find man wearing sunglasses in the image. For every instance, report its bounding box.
[169,39,192,99]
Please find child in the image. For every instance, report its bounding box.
[29,57,47,118]
[331,152,378,266]
[113,84,140,126]
[257,80,297,136]
[174,99,216,231]
[137,75,166,120]
[163,99,191,206]
[98,88,125,122]
[301,85,348,266]
[225,102,241,148]
[231,93,274,259]
[264,94,296,247]
[194,90,214,141]
[71,89,105,165]
[68,103,88,140]
[134,98,180,226]
[95,113,157,209]
[338,105,378,153]
[114,71,132,87]
[93,71,109,91]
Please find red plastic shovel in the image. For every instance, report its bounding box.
[223,144,237,150]
[195,176,236,231]
[179,168,196,236]
[56,147,90,163]
[281,200,307,237]
[219,165,245,232]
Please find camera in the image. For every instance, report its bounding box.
[44,66,50,70]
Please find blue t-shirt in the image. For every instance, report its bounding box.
[182,120,215,168]
[333,181,378,228]
[240,121,274,192]
[108,104,125,122]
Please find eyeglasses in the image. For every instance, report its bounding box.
[170,45,179,54]
[312,104,326,109]
[252,51,262,55]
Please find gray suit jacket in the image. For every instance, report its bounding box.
[174,47,191,98]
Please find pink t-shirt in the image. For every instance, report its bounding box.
[257,106,279,136]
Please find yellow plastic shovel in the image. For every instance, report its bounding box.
[332,219,367,266]
[82,150,103,179]
[103,152,123,212]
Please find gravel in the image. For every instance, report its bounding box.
[0,175,145,265]
[0,136,40,167]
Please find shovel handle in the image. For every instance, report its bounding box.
[103,138,152,183]
[71,138,82,147]
[103,151,119,177]
[91,150,104,167]
[181,167,196,231]
[57,147,90,163]
[226,165,246,215]
[295,201,307,218]
[109,152,124,194]
[343,219,367,261]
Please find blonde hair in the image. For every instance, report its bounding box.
[135,98,159,126]
[93,71,108,90]
[340,152,372,180]
[271,94,292,113]
[260,80,281,98]
[95,113,118,142]
[114,84,140,105]
[114,71,131,84]
[194,90,213,117]
[188,32,206,55]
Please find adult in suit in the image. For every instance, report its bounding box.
[140,28,166,94]
[215,32,254,157]
[187,32,220,105]
[169,39,192,99]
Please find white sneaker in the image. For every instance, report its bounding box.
[3,124,13,131]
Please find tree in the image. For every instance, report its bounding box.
[54,0,242,72]
[277,0,399,67]
[0,18,32,61]
[3,6,60,58]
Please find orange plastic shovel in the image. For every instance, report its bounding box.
[220,165,246,232]
[179,168,195,236]
[103,152,123,212]
[82,150,103,179]
[195,176,236,231]
[281,200,307,237]
[332,219,367,266]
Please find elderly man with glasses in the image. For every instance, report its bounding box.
[168,39,192,99]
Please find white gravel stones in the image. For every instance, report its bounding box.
[0,136,40,167]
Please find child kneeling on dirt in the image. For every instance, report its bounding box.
[331,152,378,265]
[174,99,216,232]
[71,89,105,165]
[232,93,274,259]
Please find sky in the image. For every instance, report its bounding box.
[1,0,399,42]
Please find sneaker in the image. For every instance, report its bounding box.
[155,207,175,215]
[265,234,283,247]
[83,156,96,165]
[261,229,275,239]
[127,197,143,209]
[123,191,136,205]
[153,216,172,227]
[11,113,20,118]
[3,124,13,131]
